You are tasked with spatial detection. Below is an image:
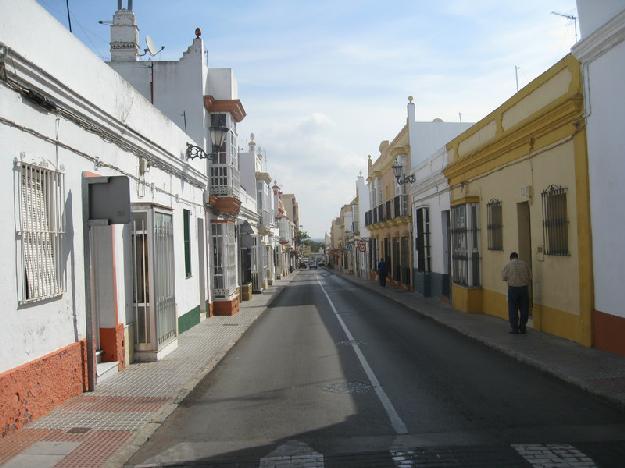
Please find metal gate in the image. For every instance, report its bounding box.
[132,212,150,345]
[153,212,176,346]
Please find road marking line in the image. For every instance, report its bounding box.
[317,275,409,435]
[259,440,324,468]
[512,443,596,467]
[391,449,417,467]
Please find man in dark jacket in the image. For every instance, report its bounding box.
[377,258,388,287]
[502,252,532,334]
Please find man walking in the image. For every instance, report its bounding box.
[377,258,387,287]
[502,252,532,334]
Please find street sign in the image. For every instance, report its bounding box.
[88,175,131,224]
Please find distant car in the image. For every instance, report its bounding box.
[309,262,318,269]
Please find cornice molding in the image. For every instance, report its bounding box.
[204,96,247,123]
[572,8,625,63]
[444,95,583,183]
[0,42,208,188]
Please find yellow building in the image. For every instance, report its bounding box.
[444,55,592,346]
[365,128,412,288]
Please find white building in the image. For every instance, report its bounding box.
[573,0,625,356]
[238,134,279,291]
[0,0,209,434]
[106,1,246,316]
[355,174,370,279]
[409,147,453,299]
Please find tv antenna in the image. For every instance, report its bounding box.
[139,35,165,57]
[551,11,578,41]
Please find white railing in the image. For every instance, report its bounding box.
[210,163,241,198]
[239,189,256,213]
[279,217,292,243]
[261,209,273,227]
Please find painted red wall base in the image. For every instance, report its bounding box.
[0,340,87,437]
[99,324,125,370]
[593,309,625,357]
[213,296,240,316]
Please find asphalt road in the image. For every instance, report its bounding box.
[129,270,625,467]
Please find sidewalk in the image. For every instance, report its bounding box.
[330,269,625,410]
[0,276,293,468]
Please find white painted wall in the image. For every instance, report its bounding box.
[409,147,450,275]
[408,120,473,169]
[356,175,370,239]
[577,0,625,38]
[573,5,625,319]
[109,38,207,152]
[0,0,207,371]
[205,68,239,100]
[406,101,472,168]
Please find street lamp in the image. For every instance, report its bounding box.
[392,157,415,185]
[186,125,229,162]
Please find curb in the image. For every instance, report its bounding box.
[105,275,295,468]
[327,269,625,412]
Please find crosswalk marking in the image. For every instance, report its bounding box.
[391,449,417,467]
[259,440,324,468]
[512,443,597,467]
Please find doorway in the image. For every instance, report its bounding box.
[197,218,206,316]
[442,210,451,298]
[517,202,532,320]
[131,208,177,360]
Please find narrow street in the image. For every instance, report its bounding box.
[130,270,625,467]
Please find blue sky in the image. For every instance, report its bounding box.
[38,0,578,238]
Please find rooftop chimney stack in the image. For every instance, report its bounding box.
[110,1,140,62]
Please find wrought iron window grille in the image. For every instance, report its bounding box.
[486,199,503,251]
[541,185,569,256]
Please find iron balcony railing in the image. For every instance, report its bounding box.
[377,204,384,223]
[365,195,409,227]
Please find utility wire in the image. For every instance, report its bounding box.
[66,0,73,33]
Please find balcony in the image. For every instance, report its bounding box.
[208,154,241,216]
[278,217,292,245]
[258,209,274,235]
[365,195,409,228]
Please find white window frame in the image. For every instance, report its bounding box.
[211,222,238,298]
[15,161,65,304]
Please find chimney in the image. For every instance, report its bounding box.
[407,96,418,167]
[110,2,140,62]
[249,132,256,154]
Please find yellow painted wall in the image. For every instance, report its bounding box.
[444,55,592,346]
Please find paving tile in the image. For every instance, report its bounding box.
[2,453,66,468]
[22,440,80,455]
[2,278,291,468]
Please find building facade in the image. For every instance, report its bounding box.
[107,3,246,316]
[444,55,592,346]
[0,0,209,434]
[573,0,625,356]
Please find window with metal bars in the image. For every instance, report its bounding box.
[486,200,503,251]
[183,209,191,278]
[451,203,480,287]
[415,207,431,272]
[15,162,65,304]
[211,222,237,298]
[542,185,569,256]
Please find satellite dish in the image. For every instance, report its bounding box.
[146,35,157,56]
